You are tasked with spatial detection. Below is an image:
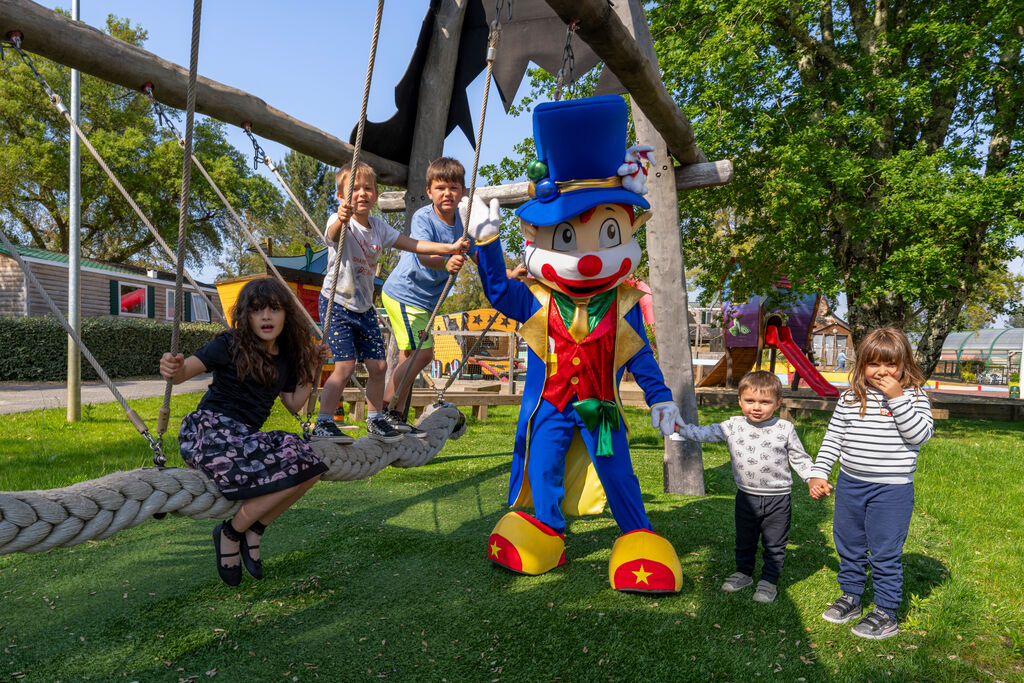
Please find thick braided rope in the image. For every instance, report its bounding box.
[0,403,466,555]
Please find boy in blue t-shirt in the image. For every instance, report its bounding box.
[381,157,523,430]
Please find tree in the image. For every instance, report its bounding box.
[269,150,339,255]
[648,0,1023,376]
[0,14,281,273]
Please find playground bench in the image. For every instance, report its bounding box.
[339,387,521,422]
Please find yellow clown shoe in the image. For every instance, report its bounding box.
[487,511,566,575]
[608,529,683,594]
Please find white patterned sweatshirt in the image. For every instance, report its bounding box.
[809,387,933,485]
[677,416,814,496]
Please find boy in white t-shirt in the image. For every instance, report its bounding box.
[312,162,468,444]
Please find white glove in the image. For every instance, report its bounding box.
[461,194,501,244]
[650,401,686,437]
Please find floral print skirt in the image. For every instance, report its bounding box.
[178,409,328,501]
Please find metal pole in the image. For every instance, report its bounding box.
[66,0,81,422]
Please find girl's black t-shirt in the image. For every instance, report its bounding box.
[193,333,297,429]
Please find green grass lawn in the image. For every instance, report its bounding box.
[1,396,1022,681]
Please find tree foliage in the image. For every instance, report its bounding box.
[649,0,1023,374]
[0,14,281,274]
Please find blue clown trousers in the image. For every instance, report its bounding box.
[526,398,652,535]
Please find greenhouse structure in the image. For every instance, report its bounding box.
[937,328,1024,384]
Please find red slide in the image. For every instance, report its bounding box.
[764,325,839,397]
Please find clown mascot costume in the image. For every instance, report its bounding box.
[465,95,687,593]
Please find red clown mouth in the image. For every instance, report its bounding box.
[541,259,632,297]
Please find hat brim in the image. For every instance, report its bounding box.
[516,187,650,227]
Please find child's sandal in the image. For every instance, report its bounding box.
[241,521,267,580]
[212,521,243,587]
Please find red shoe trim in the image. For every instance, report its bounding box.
[488,533,523,571]
[511,511,565,538]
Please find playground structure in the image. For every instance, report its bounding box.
[698,283,839,397]
[0,0,741,556]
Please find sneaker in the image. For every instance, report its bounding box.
[851,609,899,640]
[405,423,428,440]
[752,580,778,603]
[822,593,863,623]
[310,420,354,444]
[721,572,753,592]
[383,409,412,434]
[366,417,403,444]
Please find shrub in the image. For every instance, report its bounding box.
[960,370,976,383]
[0,316,220,381]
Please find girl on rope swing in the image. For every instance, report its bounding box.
[160,278,330,586]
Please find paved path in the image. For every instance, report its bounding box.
[0,376,212,414]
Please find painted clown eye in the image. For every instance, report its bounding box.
[599,218,621,248]
[552,222,577,252]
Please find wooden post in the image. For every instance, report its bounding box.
[612,0,704,495]
[404,0,468,227]
[505,330,516,395]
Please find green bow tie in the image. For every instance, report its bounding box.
[573,398,620,457]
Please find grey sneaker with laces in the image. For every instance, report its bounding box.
[310,420,354,444]
[752,580,778,603]
[721,572,753,592]
[851,609,899,640]
[383,409,412,433]
[822,593,863,623]
[366,417,403,443]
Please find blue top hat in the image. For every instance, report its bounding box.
[515,95,650,227]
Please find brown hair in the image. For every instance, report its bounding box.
[425,157,465,188]
[228,278,318,388]
[335,162,377,196]
[847,327,924,416]
[738,370,782,401]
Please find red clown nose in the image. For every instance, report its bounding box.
[577,254,603,277]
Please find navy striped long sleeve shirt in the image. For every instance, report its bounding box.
[809,387,934,485]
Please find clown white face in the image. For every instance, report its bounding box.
[522,203,649,299]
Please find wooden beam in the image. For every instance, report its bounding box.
[403,0,469,228]
[615,0,706,496]
[377,159,734,212]
[542,0,705,165]
[0,0,409,186]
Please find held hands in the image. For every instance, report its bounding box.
[650,402,687,437]
[159,352,184,381]
[508,262,528,279]
[336,202,353,227]
[461,194,500,243]
[808,477,833,500]
[446,253,467,274]
[316,343,331,363]
[447,237,471,256]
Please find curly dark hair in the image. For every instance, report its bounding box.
[228,278,318,388]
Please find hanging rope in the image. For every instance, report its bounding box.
[0,35,226,331]
[242,126,324,245]
[0,228,166,463]
[388,9,506,410]
[156,0,204,464]
[311,0,386,420]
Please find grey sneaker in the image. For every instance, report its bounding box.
[752,580,778,603]
[851,609,899,640]
[383,409,412,434]
[822,593,863,623]
[405,423,428,440]
[310,420,354,444]
[721,572,753,592]
[366,417,403,444]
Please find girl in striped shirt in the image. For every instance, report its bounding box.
[808,327,934,640]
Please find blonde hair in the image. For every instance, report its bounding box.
[335,162,376,195]
[425,157,465,188]
[847,327,924,416]
[738,370,782,401]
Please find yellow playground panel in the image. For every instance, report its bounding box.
[432,308,519,378]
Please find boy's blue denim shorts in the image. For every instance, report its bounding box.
[318,295,385,362]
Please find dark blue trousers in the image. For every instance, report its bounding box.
[526,398,651,534]
[735,490,791,584]
[833,470,915,614]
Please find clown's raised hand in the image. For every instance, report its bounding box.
[650,401,686,437]
[461,194,501,244]
[618,144,655,195]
